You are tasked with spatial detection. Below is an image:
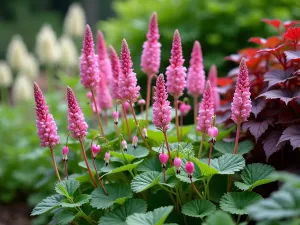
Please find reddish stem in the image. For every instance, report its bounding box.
[193,96,198,126]
[198,133,206,159]
[189,177,202,198]
[90,89,105,137]
[208,142,213,166]
[50,147,61,182]
[174,97,180,142]
[92,158,108,195]
[145,74,154,127]
[122,104,132,140]
[163,131,173,166]
[180,113,183,142]
[233,123,241,154]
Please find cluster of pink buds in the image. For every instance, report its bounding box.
[185,161,195,178]
[179,102,191,116]
[113,111,119,125]
[122,139,128,151]
[159,152,169,168]
[104,152,110,166]
[62,146,69,161]
[174,157,182,174]
[91,144,101,158]
[142,128,148,139]
[132,135,138,149]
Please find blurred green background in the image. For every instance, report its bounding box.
[0,0,299,224]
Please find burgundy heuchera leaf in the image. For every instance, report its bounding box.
[251,99,265,118]
[243,119,273,142]
[264,68,295,89]
[263,131,285,161]
[258,89,300,105]
[285,50,300,62]
[277,125,300,150]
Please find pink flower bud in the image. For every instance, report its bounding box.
[91,144,101,158]
[185,161,194,178]
[174,157,182,174]
[113,111,119,125]
[138,99,146,105]
[132,135,138,149]
[179,103,191,116]
[122,140,128,151]
[123,101,130,114]
[86,91,92,100]
[104,151,110,166]
[208,126,218,138]
[62,146,69,161]
[142,128,148,139]
[159,152,169,168]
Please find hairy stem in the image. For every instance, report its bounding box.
[163,131,173,166]
[92,158,108,195]
[79,140,98,187]
[90,89,105,137]
[122,104,132,140]
[64,160,69,180]
[145,74,154,127]
[174,97,180,142]
[233,122,241,154]
[198,133,206,159]
[50,147,61,182]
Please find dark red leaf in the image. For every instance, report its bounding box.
[217,78,233,86]
[243,119,273,142]
[284,20,300,30]
[239,48,260,57]
[264,68,295,89]
[265,36,282,48]
[263,131,285,161]
[285,51,300,62]
[258,88,300,105]
[251,99,266,118]
[258,44,285,55]
[283,27,300,43]
[248,37,267,45]
[216,111,231,124]
[262,19,281,30]
[277,125,300,150]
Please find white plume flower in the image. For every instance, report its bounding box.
[63,3,86,37]
[6,35,28,71]
[21,53,39,79]
[36,24,60,65]
[12,73,33,104]
[59,35,78,69]
[0,61,13,87]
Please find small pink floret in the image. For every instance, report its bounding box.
[159,152,169,165]
[122,140,128,151]
[174,157,182,169]
[138,99,146,105]
[179,103,191,116]
[91,144,101,158]
[185,161,194,175]
[113,111,119,124]
[62,146,69,155]
[132,135,138,148]
[208,126,218,138]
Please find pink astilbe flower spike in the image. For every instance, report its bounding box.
[97,30,112,85]
[153,74,172,132]
[67,87,88,140]
[118,39,141,103]
[208,65,220,110]
[231,58,252,124]
[97,78,112,110]
[141,12,161,75]
[187,41,205,97]
[166,30,187,98]
[34,82,60,148]
[197,81,214,133]
[109,46,121,100]
[80,25,100,90]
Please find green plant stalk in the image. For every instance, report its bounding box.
[163,131,173,165]
[122,104,132,141]
[145,74,155,127]
[64,160,69,180]
[92,158,108,195]
[236,214,241,224]
[233,122,241,154]
[198,133,206,159]
[90,89,105,137]
[174,97,180,142]
[50,147,61,182]
[190,177,202,198]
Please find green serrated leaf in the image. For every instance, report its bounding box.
[131,171,161,193]
[55,179,80,198]
[99,199,147,225]
[191,157,218,177]
[91,184,133,209]
[203,211,235,225]
[31,195,62,216]
[182,200,216,218]
[220,192,263,215]
[159,168,178,188]
[208,153,245,175]
[102,160,143,178]
[270,171,300,188]
[110,146,149,163]
[137,157,162,172]
[214,140,254,155]
[54,209,75,225]
[126,206,173,225]
[235,163,275,191]
[247,183,300,221]
[61,194,90,208]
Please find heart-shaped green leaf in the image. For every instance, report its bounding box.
[182,200,216,218]
[131,171,161,193]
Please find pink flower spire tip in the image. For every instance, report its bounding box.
[109,45,121,100]
[97,30,112,85]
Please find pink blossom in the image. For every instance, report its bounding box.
[174,157,182,174]
[142,128,148,139]
[118,39,140,103]
[208,65,220,110]
[132,135,138,149]
[187,41,205,97]
[67,87,88,140]
[122,101,130,114]
[91,144,101,158]
[231,58,252,124]
[166,30,187,98]
[141,12,161,75]
[159,152,168,166]
[153,74,172,132]
[109,46,121,100]
[122,140,128,151]
[179,103,191,116]
[138,99,146,105]
[197,81,214,133]
[97,30,112,85]
[62,146,69,160]
[208,126,218,138]
[185,161,194,177]
[104,151,110,166]
[96,78,112,110]
[80,25,100,90]
[86,91,92,100]
[113,111,119,124]
[34,82,60,148]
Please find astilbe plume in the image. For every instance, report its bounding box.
[80,25,100,90]
[67,87,88,140]
[97,78,112,110]
[208,65,220,110]
[187,41,205,97]
[153,74,172,132]
[231,58,252,124]
[141,12,161,75]
[109,46,121,100]
[118,39,140,103]
[97,30,112,85]
[34,82,60,148]
[197,81,214,133]
[166,30,187,98]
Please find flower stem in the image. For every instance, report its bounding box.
[79,140,98,187]
[129,101,150,151]
[90,89,105,137]
[233,122,241,154]
[208,142,213,166]
[64,160,69,180]
[92,158,108,195]
[162,167,166,183]
[163,131,173,166]
[190,177,202,198]
[193,96,198,126]
[145,74,154,127]
[122,104,132,141]
[174,97,180,142]
[198,133,206,159]
[180,113,183,142]
[50,147,61,182]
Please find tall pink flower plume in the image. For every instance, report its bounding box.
[208,65,220,110]
[197,81,214,133]
[97,78,112,110]
[118,39,140,103]
[80,25,100,90]
[141,12,161,75]
[109,46,121,100]
[153,74,172,132]
[34,82,60,148]
[97,30,112,85]
[187,41,205,97]
[231,58,252,124]
[166,30,187,98]
[67,87,88,140]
